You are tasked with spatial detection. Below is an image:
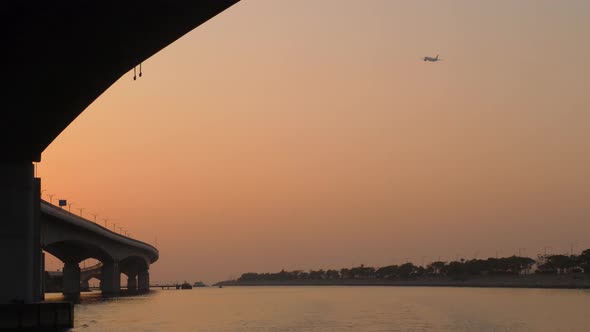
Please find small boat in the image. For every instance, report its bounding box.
[181,281,192,290]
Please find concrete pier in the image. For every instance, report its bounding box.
[80,279,90,292]
[0,302,73,330]
[62,262,81,298]
[127,273,138,293]
[138,270,150,292]
[101,262,121,295]
[0,163,42,303]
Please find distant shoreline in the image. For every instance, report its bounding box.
[214,275,590,289]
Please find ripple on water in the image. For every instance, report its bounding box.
[47,287,590,332]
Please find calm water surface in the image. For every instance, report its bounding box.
[48,286,590,331]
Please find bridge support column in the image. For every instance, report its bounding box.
[80,279,90,292]
[138,269,150,292]
[62,262,81,298]
[0,162,42,304]
[100,262,120,295]
[127,273,137,293]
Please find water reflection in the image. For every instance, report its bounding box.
[47,287,590,332]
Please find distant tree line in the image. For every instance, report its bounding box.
[238,249,590,282]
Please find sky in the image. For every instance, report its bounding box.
[38,0,590,284]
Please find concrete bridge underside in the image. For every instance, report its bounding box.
[0,0,240,308]
[2,0,240,162]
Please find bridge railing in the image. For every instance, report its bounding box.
[81,262,103,273]
[41,200,159,262]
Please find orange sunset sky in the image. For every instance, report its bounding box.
[38,0,590,283]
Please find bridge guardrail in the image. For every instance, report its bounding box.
[41,200,159,263]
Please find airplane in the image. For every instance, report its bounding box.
[424,54,441,62]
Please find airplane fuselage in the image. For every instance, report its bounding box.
[424,56,439,62]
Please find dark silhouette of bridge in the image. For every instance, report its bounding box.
[41,200,159,297]
[0,1,240,328]
[46,263,103,293]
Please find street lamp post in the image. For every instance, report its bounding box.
[48,194,55,204]
[91,213,98,223]
[68,202,74,212]
[543,246,552,256]
[78,207,85,218]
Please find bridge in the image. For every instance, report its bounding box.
[41,201,158,297]
[46,263,103,293]
[48,262,103,292]
[0,0,240,328]
[79,263,103,292]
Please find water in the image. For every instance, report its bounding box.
[47,286,590,331]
